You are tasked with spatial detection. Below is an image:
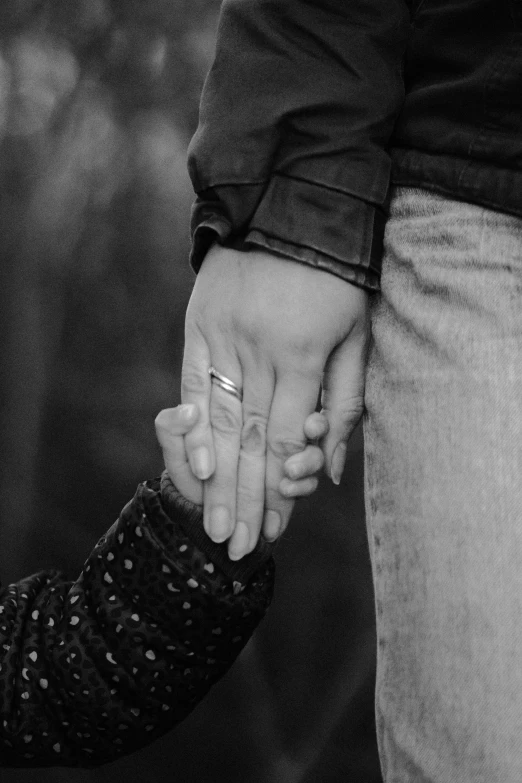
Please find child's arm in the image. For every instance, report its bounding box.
[0,405,326,768]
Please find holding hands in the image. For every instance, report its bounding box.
[155,403,328,552]
[177,245,370,561]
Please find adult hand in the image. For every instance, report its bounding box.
[181,245,370,559]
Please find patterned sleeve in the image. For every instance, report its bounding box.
[0,477,274,767]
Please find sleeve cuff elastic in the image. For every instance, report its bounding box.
[159,471,275,584]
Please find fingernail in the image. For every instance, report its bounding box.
[191,446,211,480]
[331,442,347,486]
[228,522,250,561]
[209,506,231,543]
[179,404,196,422]
[263,510,281,541]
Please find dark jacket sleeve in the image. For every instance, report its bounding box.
[0,473,274,768]
[188,0,411,291]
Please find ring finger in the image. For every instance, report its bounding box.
[203,359,243,543]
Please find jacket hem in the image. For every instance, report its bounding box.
[244,230,379,292]
[391,147,522,220]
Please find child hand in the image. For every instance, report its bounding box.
[156,405,328,543]
[155,405,203,506]
[279,410,329,499]
[260,410,329,541]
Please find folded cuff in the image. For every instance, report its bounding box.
[189,175,386,292]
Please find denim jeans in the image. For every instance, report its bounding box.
[363,187,522,782]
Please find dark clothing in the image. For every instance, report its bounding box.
[0,473,273,768]
[393,0,522,228]
[188,0,522,291]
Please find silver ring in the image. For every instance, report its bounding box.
[208,366,243,402]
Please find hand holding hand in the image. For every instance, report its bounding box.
[180,245,370,559]
[155,405,329,530]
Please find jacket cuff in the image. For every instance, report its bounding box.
[159,471,275,584]
[189,175,386,292]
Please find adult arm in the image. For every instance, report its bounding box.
[182,0,411,557]
[188,0,411,289]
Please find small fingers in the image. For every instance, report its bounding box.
[279,475,319,499]
[321,331,369,485]
[303,411,330,442]
[155,404,199,440]
[155,405,203,506]
[284,443,324,481]
[262,415,326,543]
[264,423,326,540]
[263,371,322,542]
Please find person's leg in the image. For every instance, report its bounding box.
[364,186,522,782]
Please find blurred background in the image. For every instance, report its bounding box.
[0,1,381,781]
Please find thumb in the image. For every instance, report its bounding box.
[155,405,203,505]
[321,331,369,485]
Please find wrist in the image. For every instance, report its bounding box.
[159,472,275,583]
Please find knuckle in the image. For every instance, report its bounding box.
[323,395,365,429]
[230,309,251,338]
[268,435,307,460]
[289,351,324,378]
[339,398,365,425]
[294,341,321,366]
[210,401,241,434]
[283,334,325,366]
[240,415,267,455]
[236,485,258,508]
[181,365,207,396]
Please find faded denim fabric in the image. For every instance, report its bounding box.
[364,187,522,782]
